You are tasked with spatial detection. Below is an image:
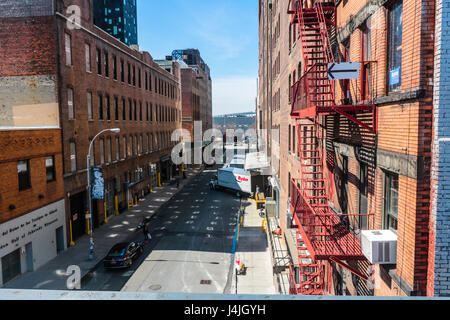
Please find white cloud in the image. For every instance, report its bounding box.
[212,77,257,116]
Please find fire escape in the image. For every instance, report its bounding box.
[287,0,376,295]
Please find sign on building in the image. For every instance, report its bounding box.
[91,167,104,200]
[327,62,360,80]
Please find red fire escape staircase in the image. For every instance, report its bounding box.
[289,0,376,133]
[286,0,374,295]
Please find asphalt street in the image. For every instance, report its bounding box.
[81,167,241,294]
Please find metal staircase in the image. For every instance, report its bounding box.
[287,0,374,295]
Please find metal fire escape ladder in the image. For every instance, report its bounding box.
[287,1,370,295]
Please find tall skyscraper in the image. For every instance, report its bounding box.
[94,0,138,46]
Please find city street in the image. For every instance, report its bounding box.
[81,167,241,293]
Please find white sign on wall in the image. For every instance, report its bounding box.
[0,200,66,260]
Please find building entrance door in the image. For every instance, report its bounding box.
[70,192,86,240]
[1,249,21,284]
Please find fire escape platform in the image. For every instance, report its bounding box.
[290,184,366,262]
[291,104,374,120]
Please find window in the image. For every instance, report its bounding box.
[87,92,93,120]
[150,103,153,121]
[134,135,138,155]
[340,156,348,214]
[138,68,141,88]
[288,124,291,152]
[122,136,127,159]
[68,88,74,120]
[129,99,132,120]
[122,98,126,120]
[98,94,104,120]
[342,40,351,103]
[292,125,296,155]
[116,137,120,161]
[127,62,131,84]
[388,1,403,92]
[149,133,153,152]
[358,163,368,230]
[361,20,372,100]
[69,142,77,172]
[133,65,136,86]
[113,56,117,80]
[99,138,105,164]
[107,137,112,163]
[384,172,399,231]
[18,160,31,190]
[139,135,143,154]
[128,136,132,157]
[121,59,125,82]
[139,102,142,121]
[45,156,55,182]
[106,95,111,120]
[134,100,137,121]
[288,74,292,104]
[145,72,148,90]
[114,97,119,120]
[104,51,109,77]
[149,73,152,91]
[85,44,91,72]
[97,48,102,75]
[65,33,72,66]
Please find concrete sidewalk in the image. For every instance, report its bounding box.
[230,199,277,295]
[3,167,203,290]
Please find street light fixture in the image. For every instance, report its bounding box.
[87,128,120,260]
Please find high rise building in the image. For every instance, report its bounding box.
[94,0,138,46]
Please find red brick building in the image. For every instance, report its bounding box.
[0,1,66,286]
[0,0,182,250]
[258,0,440,296]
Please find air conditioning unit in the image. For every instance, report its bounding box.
[361,230,397,264]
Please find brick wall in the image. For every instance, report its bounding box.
[0,16,57,77]
[0,0,53,18]
[429,0,450,297]
[0,129,64,223]
[55,0,182,228]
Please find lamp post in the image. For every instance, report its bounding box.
[87,128,120,260]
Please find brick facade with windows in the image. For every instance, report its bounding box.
[258,0,442,296]
[54,0,182,240]
[0,0,182,247]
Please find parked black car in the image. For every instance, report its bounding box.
[103,241,144,269]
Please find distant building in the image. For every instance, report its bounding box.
[171,49,213,135]
[94,0,138,46]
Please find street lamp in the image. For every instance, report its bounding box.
[87,128,120,260]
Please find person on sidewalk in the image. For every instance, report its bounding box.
[143,223,151,243]
[272,225,282,236]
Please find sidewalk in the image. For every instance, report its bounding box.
[230,199,277,295]
[267,217,292,295]
[3,167,203,290]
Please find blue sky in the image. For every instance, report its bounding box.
[137,0,258,116]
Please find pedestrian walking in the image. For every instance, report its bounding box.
[143,223,151,243]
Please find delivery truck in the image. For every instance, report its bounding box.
[209,167,252,195]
